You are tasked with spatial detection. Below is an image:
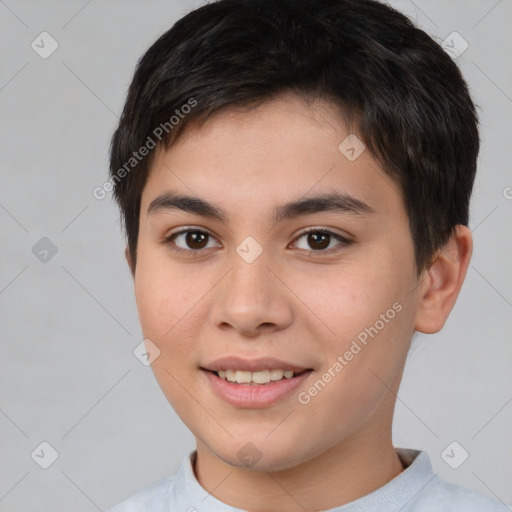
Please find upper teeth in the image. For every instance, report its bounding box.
[218,369,295,384]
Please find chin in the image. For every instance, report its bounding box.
[205,434,318,473]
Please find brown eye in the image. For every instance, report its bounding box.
[306,232,331,250]
[293,228,352,253]
[165,229,220,253]
[183,231,209,249]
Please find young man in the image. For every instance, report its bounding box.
[106,0,507,510]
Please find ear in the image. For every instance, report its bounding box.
[125,246,135,278]
[414,225,473,334]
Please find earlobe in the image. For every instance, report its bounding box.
[125,246,135,278]
[414,225,473,334]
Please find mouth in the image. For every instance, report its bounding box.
[200,357,313,407]
[205,368,310,385]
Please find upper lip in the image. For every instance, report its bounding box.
[202,356,310,373]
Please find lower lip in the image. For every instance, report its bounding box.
[203,370,313,408]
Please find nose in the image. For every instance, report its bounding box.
[209,247,294,338]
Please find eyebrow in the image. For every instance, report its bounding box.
[147,190,376,223]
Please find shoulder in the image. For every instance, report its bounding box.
[410,474,509,512]
[394,449,508,512]
[105,476,174,512]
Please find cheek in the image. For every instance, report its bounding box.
[133,254,210,382]
[134,252,198,338]
[134,263,200,408]
[289,261,396,340]
[295,259,413,385]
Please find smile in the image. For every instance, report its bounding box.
[216,369,301,384]
[202,368,313,408]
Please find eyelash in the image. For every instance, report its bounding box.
[162,226,353,256]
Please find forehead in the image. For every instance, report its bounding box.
[140,95,403,224]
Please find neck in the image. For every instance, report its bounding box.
[193,427,404,512]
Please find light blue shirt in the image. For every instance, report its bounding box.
[107,448,508,511]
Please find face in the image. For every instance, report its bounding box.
[132,94,423,472]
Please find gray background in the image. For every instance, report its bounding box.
[0,0,511,510]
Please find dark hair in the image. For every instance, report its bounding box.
[109,0,479,275]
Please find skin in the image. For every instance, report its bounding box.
[126,93,472,511]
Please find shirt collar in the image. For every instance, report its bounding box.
[170,448,435,512]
